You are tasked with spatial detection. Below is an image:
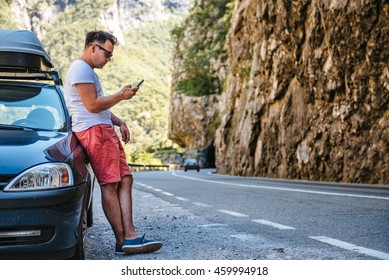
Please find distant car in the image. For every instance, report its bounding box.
[184,158,200,172]
[0,29,95,259]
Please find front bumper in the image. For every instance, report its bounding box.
[0,184,87,259]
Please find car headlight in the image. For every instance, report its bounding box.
[4,163,74,192]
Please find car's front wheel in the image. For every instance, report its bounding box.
[70,208,88,260]
[72,233,84,260]
[87,198,93,227]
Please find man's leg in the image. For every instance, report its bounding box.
[118,175,163,254]
[100,182,125,245]
[118,175,138,240]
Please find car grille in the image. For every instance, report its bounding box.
[0,174,15,190]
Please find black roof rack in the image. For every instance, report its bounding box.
[0,68,62,85]
[0,29,54,70]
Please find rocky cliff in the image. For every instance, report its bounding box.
[170,0,388,184]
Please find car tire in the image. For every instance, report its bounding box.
[71,232,85,260]
[184,169,187,172]
[70,208,87,260]
[87,198,93,228]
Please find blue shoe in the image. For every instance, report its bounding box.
[122,234,163,254]
[115,243,125,255]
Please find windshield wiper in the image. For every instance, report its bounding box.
[0,124,28,130]
[0,124,52,131]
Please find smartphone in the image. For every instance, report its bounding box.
[134,79,144,88]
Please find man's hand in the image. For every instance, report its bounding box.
[111,112,130,144]
[120,85,138,100]
[120,122,131,144]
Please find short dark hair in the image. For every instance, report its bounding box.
[84,31,118,49]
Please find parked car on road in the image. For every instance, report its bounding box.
[184,158,200,172]
[0,29,95,259]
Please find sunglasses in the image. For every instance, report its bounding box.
[94,44,113,58]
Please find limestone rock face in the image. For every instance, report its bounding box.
[170,0,388,184]
[214,0,388,184]
[169,93,220,149]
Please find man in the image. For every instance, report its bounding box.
[64,30,162,255]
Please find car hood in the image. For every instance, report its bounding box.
[0,129,74,175]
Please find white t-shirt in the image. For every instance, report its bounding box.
[64,59,112,132]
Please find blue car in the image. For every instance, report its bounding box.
[0,30,95,259]
[184,158,200,172]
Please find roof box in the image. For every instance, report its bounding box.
[0,29,53,70]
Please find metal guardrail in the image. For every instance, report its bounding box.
[128,163,180,172]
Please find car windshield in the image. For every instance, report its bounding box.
[0,85,67,131]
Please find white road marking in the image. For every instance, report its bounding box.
[153,188,163,192]
[161,192,174,196]
[192,202,212,207]
[136,182,154,189]
[172,172,389,201]
[310,236,389,260]
[217,209,249,218]
[252,219,295,230]
[175,197,189,202]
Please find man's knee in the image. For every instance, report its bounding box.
[121,175,133,188]
[101,182,119,193]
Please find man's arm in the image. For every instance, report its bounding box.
[75,83,138,113]
[111,111,130,144]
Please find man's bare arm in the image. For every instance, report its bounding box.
[76,83,138,113]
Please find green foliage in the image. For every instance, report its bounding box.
[0,0,186,164]
[133,152,163,165]
[176,74,220,96]
[239,65,251,79]
[209,117,221,134]
[154,146,185,156]
[172,0,233,97]
[0,0,18,28]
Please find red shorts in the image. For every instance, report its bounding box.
[75,124,132,185]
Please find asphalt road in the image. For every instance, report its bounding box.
[85,169,389,260]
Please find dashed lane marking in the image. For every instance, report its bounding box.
[135,182,154,189]
[175,197,189,202]
[310,236,389,260]
[217,209,249,218]
[252,219,296,230]
[161,192,174,196]
[192,202,212,207]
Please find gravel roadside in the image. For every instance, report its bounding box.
[85,185,283,260]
